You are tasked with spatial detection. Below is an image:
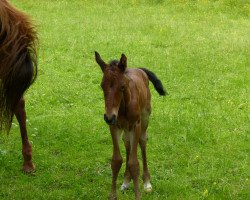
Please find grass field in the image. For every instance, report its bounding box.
[0,0,249,199]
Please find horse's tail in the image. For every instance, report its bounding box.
[139,68,167,96]
[0,0,38,132]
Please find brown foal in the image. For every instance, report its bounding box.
[95,52,166,199]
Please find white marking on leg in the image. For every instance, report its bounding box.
[121,181,130,191]
[144,181,152,193]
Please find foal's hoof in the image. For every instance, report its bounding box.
[108,194,117,200]
[22,162,35,173]
[144,182,152,193]
[121,182,130,191]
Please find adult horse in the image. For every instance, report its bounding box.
[0,0,37,172]
[95,52,166,200]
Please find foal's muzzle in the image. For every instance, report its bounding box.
[104,114,117,125]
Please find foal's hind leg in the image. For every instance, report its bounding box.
[140,115,152,192]
[15,98,35,173]
[139,133,152,192]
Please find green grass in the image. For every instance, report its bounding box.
[0,0,249,199]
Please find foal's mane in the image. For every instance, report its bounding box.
[109,60,119,66]
[104,60,118,71]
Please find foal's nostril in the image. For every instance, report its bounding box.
[104,114,117,125]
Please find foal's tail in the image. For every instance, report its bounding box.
[139,68,167,96]
[0,0,38,132]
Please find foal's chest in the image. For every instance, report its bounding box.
[117,114,129,130]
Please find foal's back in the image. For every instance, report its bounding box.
[125,68,151,112]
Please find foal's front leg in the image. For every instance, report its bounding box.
[128,121,141,200]
[109,126,123,200]
[15,98,35,173]
[121,131,131,191]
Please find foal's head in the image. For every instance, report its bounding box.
[95,51,129,125]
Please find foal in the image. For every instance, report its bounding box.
[95,52,166,199]
[0,0,37,172]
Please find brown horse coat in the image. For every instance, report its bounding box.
[95,52,166,200]
[0,0,37,172]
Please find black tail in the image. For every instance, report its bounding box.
[139,68,167,96]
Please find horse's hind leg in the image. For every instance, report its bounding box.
[140,115,152,192]
[15,98,35,173]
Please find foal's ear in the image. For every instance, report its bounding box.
[95,51,106,72]
[118,53,127,72]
